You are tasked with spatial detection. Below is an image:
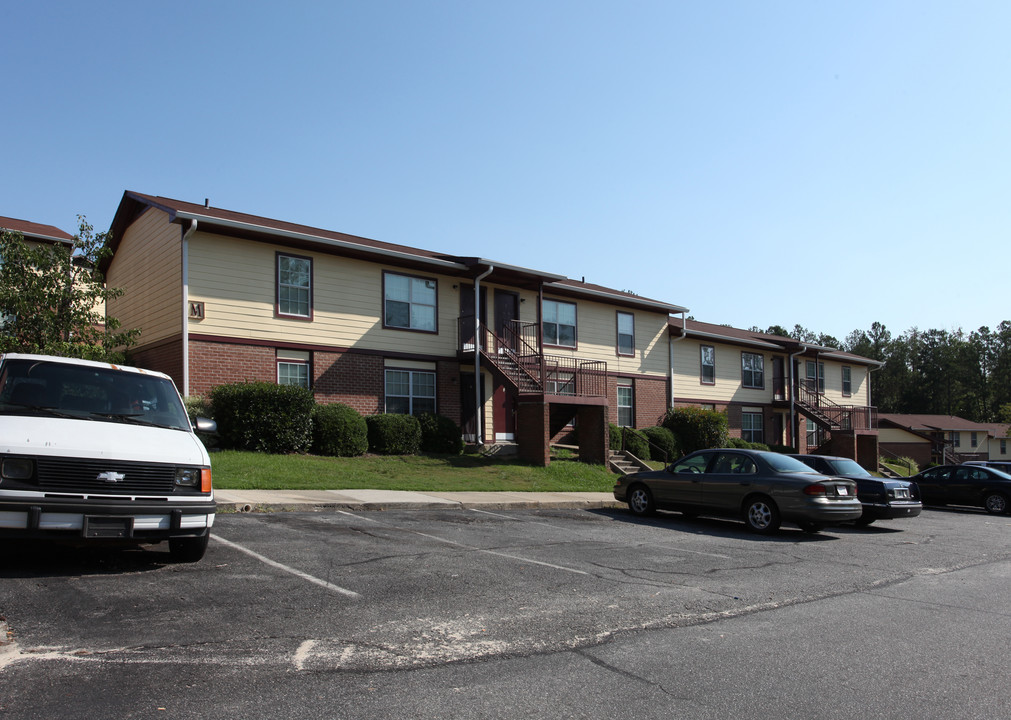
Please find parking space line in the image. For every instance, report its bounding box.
[336,511,589,576]
[211,535,361,598]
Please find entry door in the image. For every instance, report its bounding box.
[459,285,488,350]
[460,373,486,444]
[493,290,520,441]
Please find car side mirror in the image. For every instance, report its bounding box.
[194,417,217,433]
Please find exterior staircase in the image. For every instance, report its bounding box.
[609,450,647,476]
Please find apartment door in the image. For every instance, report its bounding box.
[493,290,519,441]
[460,373,486,444]
[459,285,488,350]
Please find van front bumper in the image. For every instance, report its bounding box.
[0,496,216,541]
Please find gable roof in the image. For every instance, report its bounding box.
[0,215,74,246]
[878,414,1001,435]
[106,191,687,315]
[668,317,883,366]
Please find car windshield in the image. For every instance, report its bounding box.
[764,453,821,473]
[829,459,872,477]
[0,358,191,431]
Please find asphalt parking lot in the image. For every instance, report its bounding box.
[2,505,1009,719]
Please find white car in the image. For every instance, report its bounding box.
[0,353,216,561]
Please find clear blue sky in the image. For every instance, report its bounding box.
[3,1,1008,344]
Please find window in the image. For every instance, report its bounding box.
[700,345,715,385]
[277,361,309,388]
[842,366,852,396]
[546,372,576,395]
[806,419,825,448]
[806,360,825,393]
[384,272,437,332]
[1001,439,1007,454]
[543,299,576,347]
[741,411,763,443]
[617,381,633,427]
[741,352,764,389]
[277,254,312,318]
[971,432,978,448]
[616,312,634,356]
[951,431,960,448]
[385,369,436,415]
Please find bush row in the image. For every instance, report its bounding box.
[196,382,463,456]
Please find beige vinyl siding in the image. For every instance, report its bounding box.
[106,208,181,344]
[187,234,459,355]
[538,297,669,377]
[672,339,775,403]
[821,361,870,406]
[879,427,929,445]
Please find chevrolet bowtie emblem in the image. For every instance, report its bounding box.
[97,471,126,483]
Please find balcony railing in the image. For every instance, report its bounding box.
[458,317,606,398]
[774,374,878,431]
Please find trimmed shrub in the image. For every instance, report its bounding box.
[726,438,770,452]
[366,413,422,455]
[641,425,678,462]
[418,412,464,455]
[661,406,729,455]
[609,423,622,452]
[623,429,650,460]
[311,403,368,457]
[208,381,314,454]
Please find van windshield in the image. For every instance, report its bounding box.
[0,359,191,431]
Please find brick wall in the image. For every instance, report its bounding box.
[313,351,384,415]
[608,375,669,428]
[128,338,184,390]
[188,340,275,397]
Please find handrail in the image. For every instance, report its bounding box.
[619,426,669,464]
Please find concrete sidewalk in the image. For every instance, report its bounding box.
[214,489,623,513]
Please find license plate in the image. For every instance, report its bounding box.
[837,487,849,496]
[894,488,910,499]
[83,516,134,539]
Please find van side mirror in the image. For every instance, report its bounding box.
[194,417,217,433]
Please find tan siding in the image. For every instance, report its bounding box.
[106,208,181,344]
[822,361,869,406]
[672,339,775,404]
[187,235,459,355]
[879,428,928,444]
[539,297,669,377]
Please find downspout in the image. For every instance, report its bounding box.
[181,219,198,397]
[788,345,807,449]
[473,264,494,447]
[669,311,689,410]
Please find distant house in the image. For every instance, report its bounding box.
[102,192,687,466]
[0,215,74,249]
[878,414,1011,466]
[669,319,883,468]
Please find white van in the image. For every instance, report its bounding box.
[0,353,216,562]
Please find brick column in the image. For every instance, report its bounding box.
[577,405,608,466]
[517,401,550,466]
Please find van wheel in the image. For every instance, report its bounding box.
[169,534,209,563]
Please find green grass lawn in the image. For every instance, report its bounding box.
[210,449,617,492]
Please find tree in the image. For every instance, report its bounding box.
[0,216,139,361]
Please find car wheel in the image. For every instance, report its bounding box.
[854,515,876,527]
[743,495,781,534]
[797,521,824,534]
[168,534,209,563]
[983,492,1009,515]
[627,484,656,517]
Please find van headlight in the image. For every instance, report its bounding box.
[1,457,34,481]
[174,467,202,487]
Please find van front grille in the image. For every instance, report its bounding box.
[36,457,176,495]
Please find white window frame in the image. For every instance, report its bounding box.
[617,381,633,427]
[741,352,764,389]
[741,411,763,443]
[384,369,436,415]
[543,299,577,348]
[277,253,312,319]
[277,360,310,388]
[616,312,634,356]
[383,272,438,332]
